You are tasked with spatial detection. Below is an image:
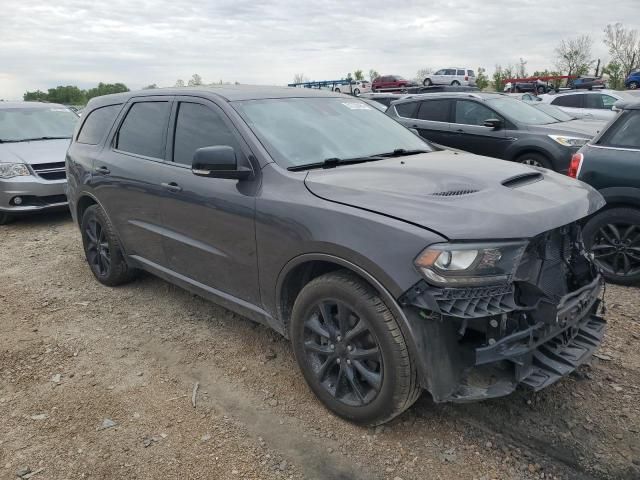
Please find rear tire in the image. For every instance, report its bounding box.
[629,81,639,90]
[0,212,13,225]
[290,270,421,426]
[451,80,460,86]
[334,88,341,93]
[537,85,545,94]
[516,152,553,170]
[81,205,136,286]
[353,88,360,96]
[423,78,432,86]
[583,207,640,285]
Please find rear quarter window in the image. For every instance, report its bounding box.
[76,104,122,145]
[598,111,640,149]
[394,102,418,118]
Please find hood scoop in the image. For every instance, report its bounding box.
[502,172,544,189]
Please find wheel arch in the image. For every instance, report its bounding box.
[76,194,98,226]
[596,187,640,211]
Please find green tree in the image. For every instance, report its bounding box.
[603,61,625,90]
[85,82,129,101]
[368,69,379,82]
[603,23,640,76]
[353,70,364,81]
[475,67,489,90]
[23,90,49,101]
[46,85,86,104]
[187,74,203,86]
[554,35,594,80]
[517,58,528,79]
[175,79,185,87]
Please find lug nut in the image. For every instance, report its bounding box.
[488,338,496,345]
[489,319,498,328]
[337,335,342,341]
[330,344,335,350]
[347,345,353,351]
[346,359,351,365]
[336,358,341,364]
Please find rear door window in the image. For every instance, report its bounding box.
[77,104,122,145]
[584,94,605,109]
[598,111,640,149]
[457,69,465,76]
[551,94,583,108]
[116,102,171,158]
[454,100,497,125]
[445,69,456,76]
[394,101,419,118]
[172,102,242,166]
[417,99,451,122]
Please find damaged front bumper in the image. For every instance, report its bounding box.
[398,225,606,403]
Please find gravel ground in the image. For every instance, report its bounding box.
[1,211,639,480]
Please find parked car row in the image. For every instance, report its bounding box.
[539,89,640,121]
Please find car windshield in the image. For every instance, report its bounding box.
[0,106,78,142]
[233,97,432,168]
[532,103,575,122]
[486,97,558,125]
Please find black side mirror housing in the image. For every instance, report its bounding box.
[483,118,503,130]
[192,146,252,180]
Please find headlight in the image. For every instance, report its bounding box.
[414,241,528,287]
[547,135,589,148]
[0,163,31,179]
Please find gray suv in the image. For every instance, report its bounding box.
[388,92,599,172]
[0,102,78,224]
[66,86,606,426]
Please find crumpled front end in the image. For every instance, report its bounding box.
[399,222,605,402]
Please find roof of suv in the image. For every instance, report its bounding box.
[391,92,502,104]
[86,85,340,109]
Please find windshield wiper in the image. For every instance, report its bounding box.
[287,156,385,171]
[373,148,430,157]
[5,136,72,143]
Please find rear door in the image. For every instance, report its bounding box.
[449,99,509,157]
[550,93,586,118]
[157,97,261,306]
[584,93,618,121]
[401,99,453,145]
[92,96,174,266]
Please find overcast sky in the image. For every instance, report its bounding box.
[1,0,639,99]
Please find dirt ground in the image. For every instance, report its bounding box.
[1,211,639,480]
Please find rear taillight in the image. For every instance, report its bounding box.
[568,153,583,178]
[465,76,469,81]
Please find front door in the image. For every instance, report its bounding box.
[449,99,509,158]
[158,98,261,306]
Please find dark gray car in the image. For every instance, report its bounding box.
[66,86,606,426]
[387,92,599,172]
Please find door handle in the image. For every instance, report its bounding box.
[94,166,110,175]
[455,128,465,132]
[161,182,182,193]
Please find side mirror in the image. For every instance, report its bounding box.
[192,146,252,180]
[483,118,503,130]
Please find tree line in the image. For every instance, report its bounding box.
[294,22,640,91]
[23,83,130,105]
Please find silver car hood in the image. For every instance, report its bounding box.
[0,139,71,165]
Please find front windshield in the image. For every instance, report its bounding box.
[533,103,575,122]
[233,97,431,168]
[487,97,558,125]
[0,106,78,141]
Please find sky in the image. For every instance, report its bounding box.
[1,0,639,100]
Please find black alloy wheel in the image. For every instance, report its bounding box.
[85,217,111,277]
[584,207,640,285]
[302,299,382,406]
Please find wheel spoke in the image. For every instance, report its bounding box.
[316,355,337,382]
[622,225,638,242]
[304,340,333,355]
[100,250,111,269]
[344,318,368,343]
[352,360,382,392]
[336,302,351,336]
[348,346,380,361]
[305,314,331,339]
[345,365,365,403]
[604,224,621,242]
[622,254,631,274]
[591,244,615,252]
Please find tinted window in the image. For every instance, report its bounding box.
[77,104,121,145]
[435,70,445,75]
[467,70,475,77]
[455,100,496,125]
[116,102,170,158]
[584,94,604,109]
[445,69,456,76]
[598,111,640,149]
[173,103,241,166]
[551,94,582,108]
[395,102,418,118]
[457,70,465,76]
[417,100,451,122]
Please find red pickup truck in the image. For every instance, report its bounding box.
[371,75,414,92]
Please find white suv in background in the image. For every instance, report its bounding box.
[423,68,476,87]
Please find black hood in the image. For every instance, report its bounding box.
[304,151,605,240]
[527,120,602,138]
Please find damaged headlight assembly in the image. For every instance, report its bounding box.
[414,241,528,287]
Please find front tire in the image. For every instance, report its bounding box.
[423,78,432,86]
[629,81,639,90]
[81,205,136,286]
[353,88,360,96]
[290,271,421,426]
[516,152,552,169]
[451,80,460,86]
[0,212,13,225]
[583,207,640,285]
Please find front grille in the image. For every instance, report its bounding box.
[432,284,517,318]
[31,162,66,181]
